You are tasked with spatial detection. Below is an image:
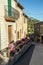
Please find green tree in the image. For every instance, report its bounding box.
[27,17,40,33]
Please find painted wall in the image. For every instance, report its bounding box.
[0,0,8,17]
[0,0,17,50]
[0,17,8,50]
[0,0,28,50]
[0,18,17,50]
[16,6,24,39]
[0,23,1,50]
[12,0,17,8]
[7,22,17,42]
[22,16,28,37]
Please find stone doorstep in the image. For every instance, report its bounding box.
[0,54,9,63]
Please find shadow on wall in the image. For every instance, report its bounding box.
[13,45,35,65]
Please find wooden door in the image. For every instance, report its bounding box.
[17,31,19,39]
[20,30,21,39]
[8,25,12,42]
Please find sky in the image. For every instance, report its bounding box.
[18,0,43,21]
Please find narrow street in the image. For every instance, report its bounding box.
[13,43,43,65]
[30,43,43,65]
[0,43,43,65]
[13,44,35,65]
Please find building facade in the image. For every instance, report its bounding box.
[34,22,43,42]
[0,0,28,50]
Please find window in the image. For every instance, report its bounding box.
[24,17,27,23]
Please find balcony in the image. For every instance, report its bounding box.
[4,6,19,22]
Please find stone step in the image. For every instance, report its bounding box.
[0,54,9,65]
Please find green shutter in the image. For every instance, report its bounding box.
[8,0,11,16]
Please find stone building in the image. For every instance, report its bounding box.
[0,0,28,50]
[34,21,43,42]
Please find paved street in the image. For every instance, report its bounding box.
[13,43,43,65]
[0,43,43,65]
[13,44,35,65]
[30,43,43,65]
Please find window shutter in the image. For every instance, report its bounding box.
[8,0,11,16]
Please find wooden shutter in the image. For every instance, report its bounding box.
[8,0,11,16]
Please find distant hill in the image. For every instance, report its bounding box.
[27,17,40,33]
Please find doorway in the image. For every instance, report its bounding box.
[20,29,21,39]
[8,25,12,43]
[41,36,43,43]
[17,31,19,39]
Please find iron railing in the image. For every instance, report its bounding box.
[4,5,19,20]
